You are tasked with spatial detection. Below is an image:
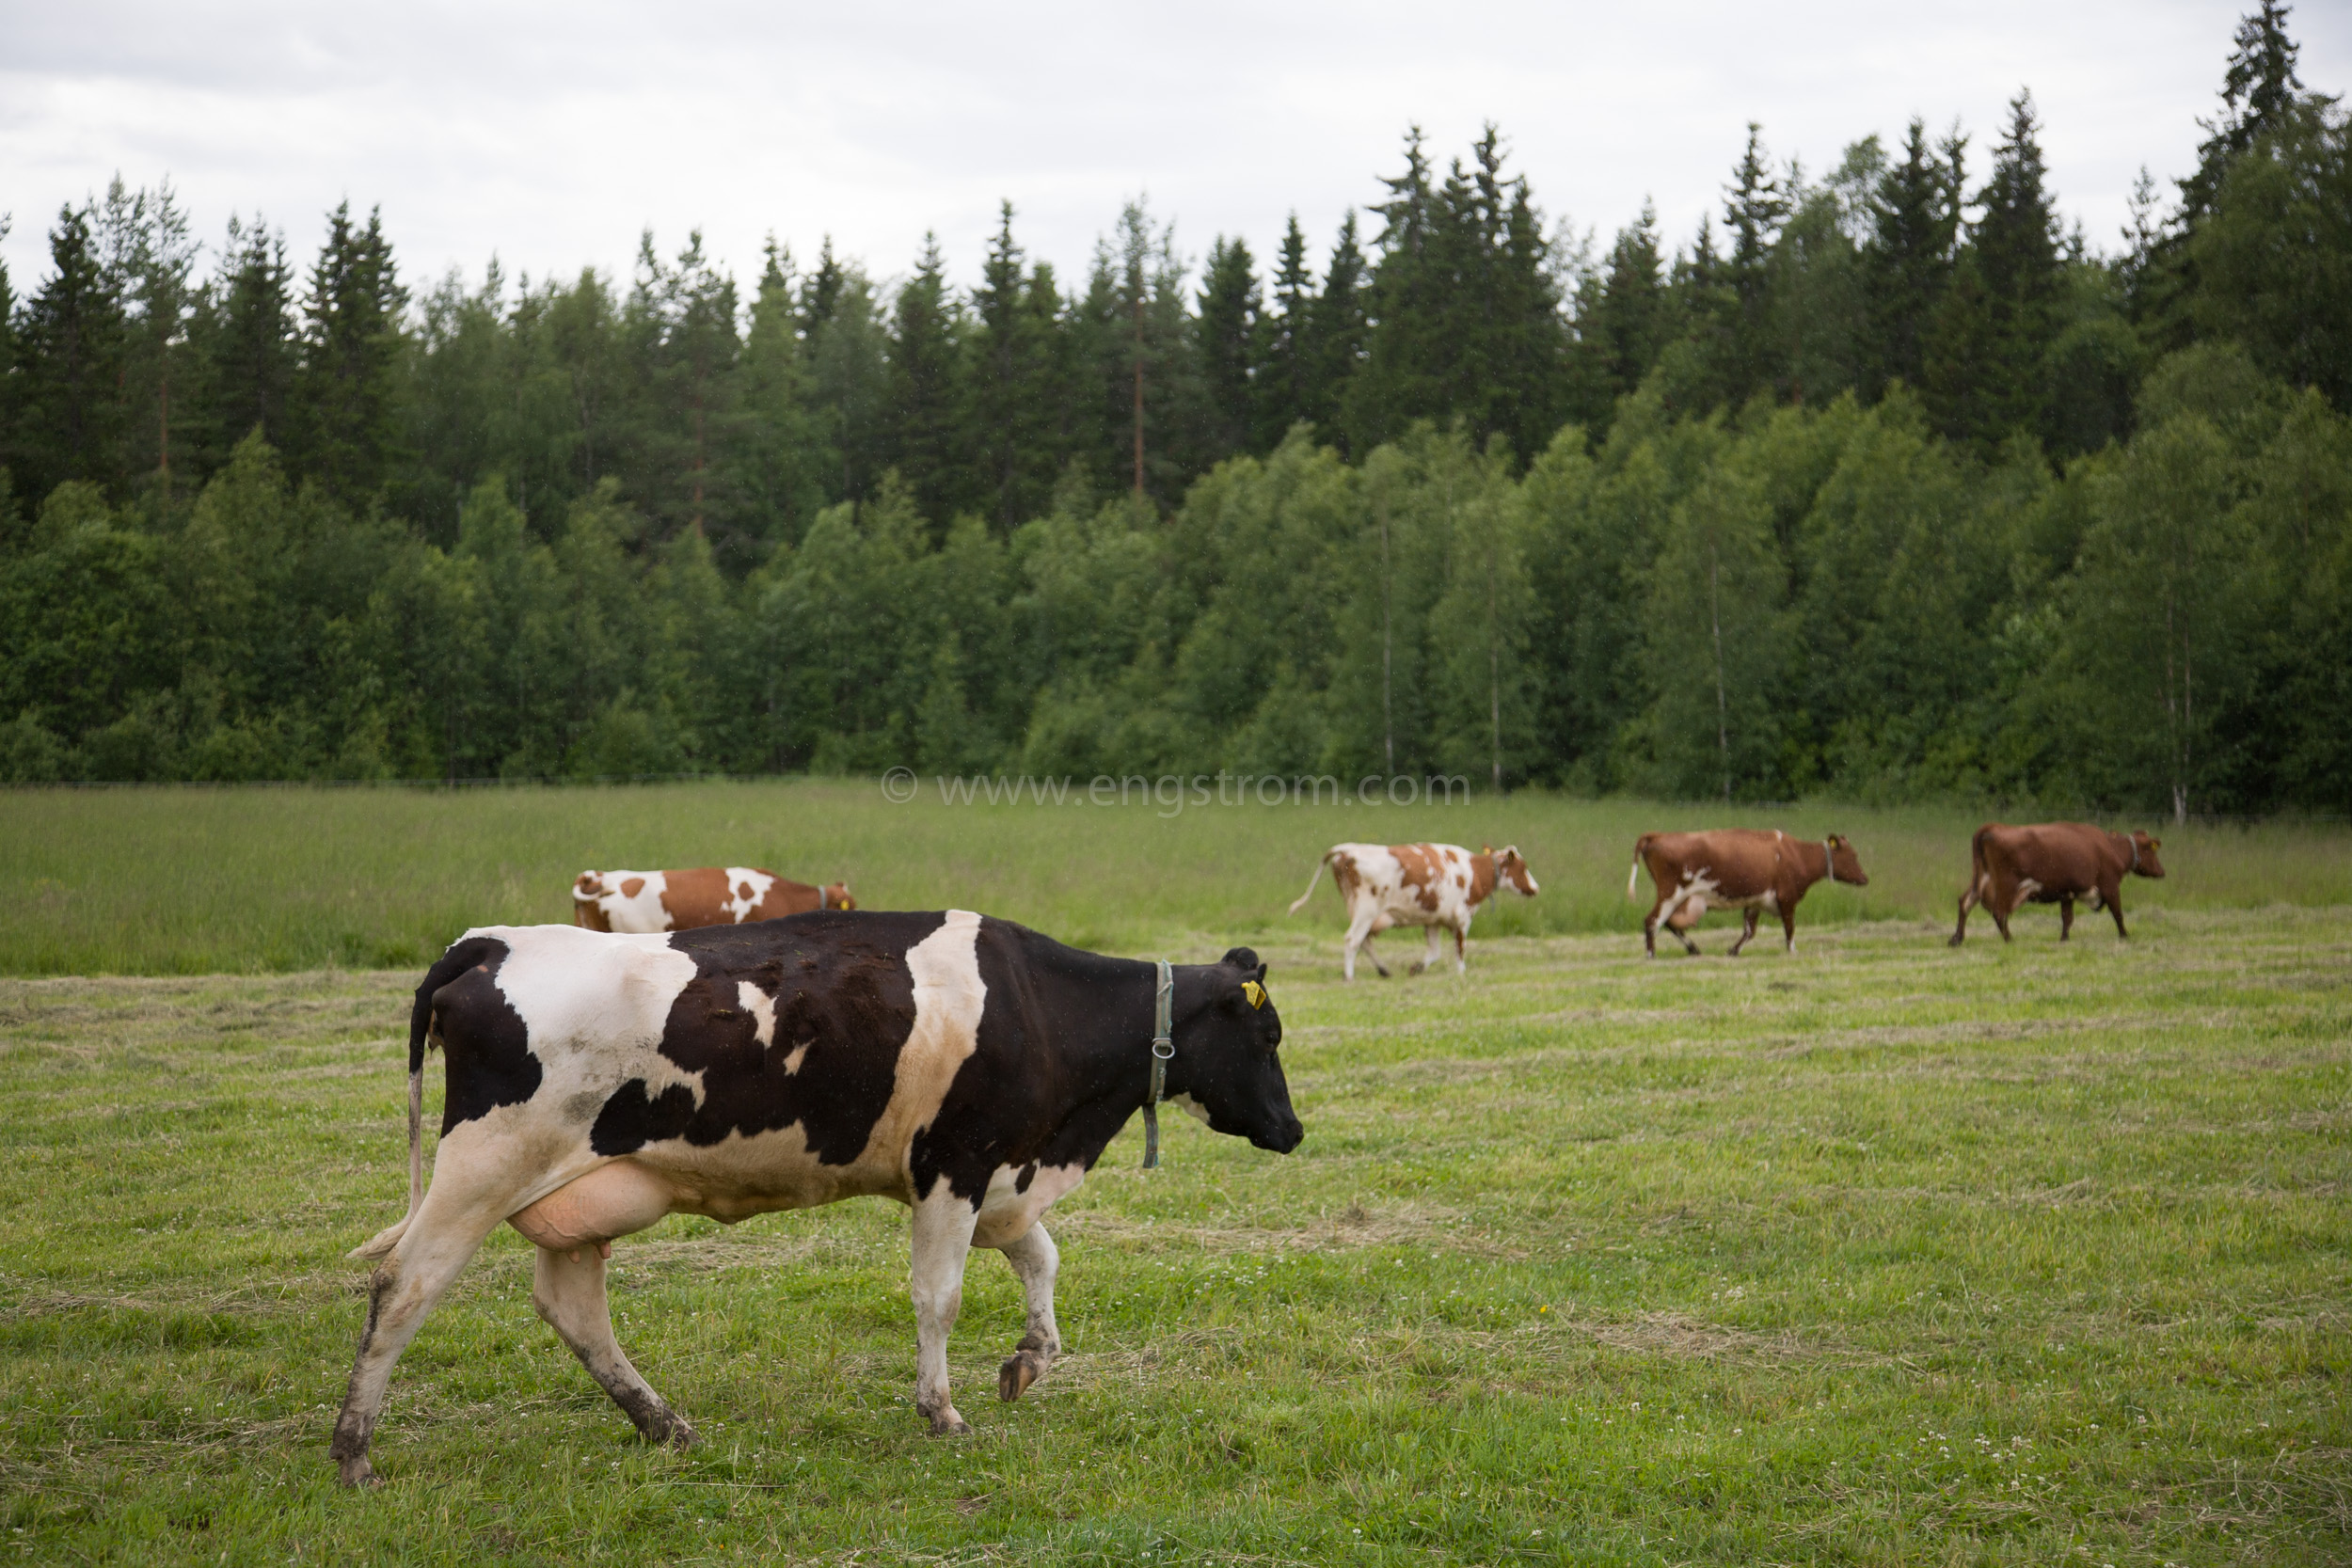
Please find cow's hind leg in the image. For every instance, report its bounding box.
[533,1245,693,1448]
[330,1170,515,1487]
[1727,909,1759,958]
[1950,879,1983,947]
[1409,927,1441,976]
[2059,895,2075,942]
[910,1186,980,1434]
[994,1222,1061,1402]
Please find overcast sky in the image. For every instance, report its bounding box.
[4,1,2347,307]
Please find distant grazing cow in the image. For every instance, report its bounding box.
[330,911,1299,1486]
[1950,822,2165,945]
[1628,830,1868,958]
[1287,842,1538,979]
[572,866,853,932]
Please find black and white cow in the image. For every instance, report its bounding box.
[331,910,1301,1487]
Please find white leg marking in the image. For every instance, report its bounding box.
[909,1186,979,1434]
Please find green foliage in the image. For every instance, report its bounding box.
[3,11,2346,810]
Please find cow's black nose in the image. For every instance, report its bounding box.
[1262,1117,1304,1154]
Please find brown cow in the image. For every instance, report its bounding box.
[1949,823,2165,945]
[571,866,855,933]
[1627,830,1868,958]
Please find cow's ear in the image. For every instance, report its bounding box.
[1219,945,1261,974]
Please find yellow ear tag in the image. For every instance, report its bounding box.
[1242,980,1266,1009]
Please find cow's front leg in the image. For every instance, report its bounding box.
[1452,922,1467,976]
[2106,885,2130,942]
[994,1222,1061,1402]
[533,1244,693,1449]
[909,1186,980,1434]
[1727,909,1759,957]
[1409,927,1441,975]
[2058,895,2075,942]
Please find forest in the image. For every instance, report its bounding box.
[1,4,2346,816]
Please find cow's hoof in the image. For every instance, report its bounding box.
[998,1354,1041,1402]
[928,1409,972,1436]
[1406,962,1427,976]
[655,1416,697,1450]
[1947,935,1963,948]
[336,1457,381,1490]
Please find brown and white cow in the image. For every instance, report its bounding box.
[331,912,1300,1485]
[572,866,854,932]
[1627,830,1868,958]
[1949,822,2165,945]
[1287,842,1538,979]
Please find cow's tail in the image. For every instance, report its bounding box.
[1287,851,1336,915]
[1969,824,1993,886]
[349,937,495,1261]
[1627,836,1653,901]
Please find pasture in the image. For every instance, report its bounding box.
[0,784,2346,1563]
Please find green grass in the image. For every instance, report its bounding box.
[2,903,2346,1563]
[4,779,2351,974]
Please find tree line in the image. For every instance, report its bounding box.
[2,3,2345,816]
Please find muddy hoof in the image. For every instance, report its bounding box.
[998,1355,1039,1402]
[928,1411,972,1436]
[336,1457,381,1490]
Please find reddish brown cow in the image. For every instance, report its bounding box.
[1627,830,1868,958]
[571,866,856,934]
[1949,823,2165,945]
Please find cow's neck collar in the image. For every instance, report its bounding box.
[2122,832,2140,873]
[1140,960,1175,1168]
[1820,840,1844,885]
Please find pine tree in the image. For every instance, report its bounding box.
[294,201,407,501]
[91,180,199,511]
[1195,235,1259,464]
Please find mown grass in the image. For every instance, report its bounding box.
[4,779,2351,974]
[1,906,2345,1564]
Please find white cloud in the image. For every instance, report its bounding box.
[3,0,2344,303]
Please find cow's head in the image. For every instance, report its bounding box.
[2128,832,2165,878]
[1487,845,1539,896]
[1174,947,1303,1154]
[823,881,858,911]
[571,872,613,930]
[1826,834,1870,886]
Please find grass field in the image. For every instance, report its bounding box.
[5,779,2352,974]
[0,785,2346,1563]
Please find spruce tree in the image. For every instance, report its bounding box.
[1864,119,1962,396]
[886,233,966,528]
[196,215,298,475]
[1969,91,2064,441]
[1254,214,1316,448]
[2180,1,2309,224]
[1195,234,1259,464]
[1720,124,1790,404]
[13,204,128,500]
[1311,212,1370,449]
[1589,201,1669,402]
[294,201,407,502]
[1345,128,1441,452]
[965,203,1069,529]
